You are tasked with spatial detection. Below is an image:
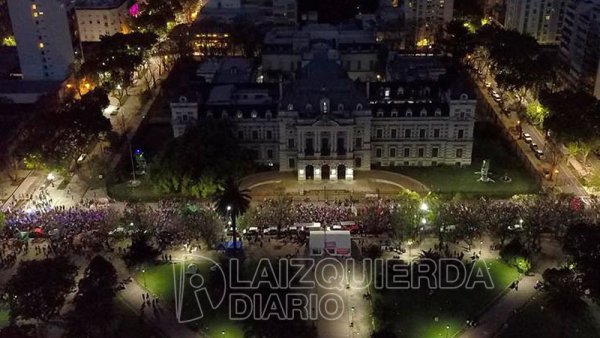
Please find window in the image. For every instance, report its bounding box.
[418,148,424,157]
[355,137,362,148]
[376,129,383,138]
[456,149,463,158]
[376,148,383,158]
[266,130,272,140]
[390,148,396,157]
[419,129,426,139]
[432,147,439,157]
[355,157,362,168]
[267,149,273,159]
[252,130,258,140]
[404,129,411,138]
[457,129,464,139]
[404,147,410,157]
[433,128,440,138]
[288,158,295,168]
[288,138,295,149]
[391,129,397,139]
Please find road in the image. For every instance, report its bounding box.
[468,65,588,196]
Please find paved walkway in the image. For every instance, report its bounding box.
[460,273,541,338]
[111,252,202,338]
[241,170,429,202]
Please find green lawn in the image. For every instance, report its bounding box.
[107,177,174,202]
[373,259,520,338]
[497,293,600,338]
[134,260,245,338]
[389,122,540,198]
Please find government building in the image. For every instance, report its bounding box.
[171,55,476,181]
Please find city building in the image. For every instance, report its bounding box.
[404,0,454,47]
[559,0,600,98]
[7,0,79,81]
[171,56,476,180]
[74,0,129,42]
[262,24,380,81]
[272,0,297,26]
[504,0,566,44]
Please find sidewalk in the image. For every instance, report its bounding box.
[112,255,202,338]
[459,273,541,338]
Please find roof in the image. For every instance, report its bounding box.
[281,58,369,117]
[212,58,254,84]
[75,0,127,9]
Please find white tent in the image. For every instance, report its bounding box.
[309,230,351,257]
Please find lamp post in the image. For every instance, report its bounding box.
[142,268,146,288]
[445,324,450,338]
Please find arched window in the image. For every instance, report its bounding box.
[391,109,398,117]
[460,93,469,100]
[356,103,363,110]
[178,96,188,103]
[434,108,442,117]
[236,110,243,119]
[338,104,344,111]
[405,108,412,117]
[306,103,313,112]
[287,104,294,111]
[420,108,427,117]
[251,110,258,118]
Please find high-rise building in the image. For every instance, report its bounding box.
[7,0,77,81]
[75,0,129,42]
[504,0,566,44]
[404,0,454,47]
[559,0,600,98]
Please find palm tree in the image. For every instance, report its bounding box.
[213,177,251,254]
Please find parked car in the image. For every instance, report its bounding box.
[76,153,87,164]
[529,142,538,151]
[263,226,278,235]
[534,148,544,159]
[523,133,532,143]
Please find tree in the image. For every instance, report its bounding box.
[525,99,548,126]
[148,119,255,195]
[542,89,600,146]
[0,211,5,233]
[438,20,477,61]
[563,223,600,302]
[181,208,223,248]
[6,257,77,323]
[389,189,422,241]
[543,267,587,335]
[122,204,159,265]
[66,256,118,338]
[213,177,251,253]
[65,88,111,136]
[131,0,176,36]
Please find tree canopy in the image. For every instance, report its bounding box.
[6,257,77,322]
[542,89,600,145]
[66,256,118,338]
[148,119,255,195]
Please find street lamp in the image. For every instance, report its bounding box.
[445,324,450,338]
[420,202,429,212]
[142,268,146,288]
[407,239,413,258]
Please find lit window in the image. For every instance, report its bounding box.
[39,42,44,48]
[32,4,37,10]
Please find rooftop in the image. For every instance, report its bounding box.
[75,0,128,9]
